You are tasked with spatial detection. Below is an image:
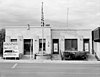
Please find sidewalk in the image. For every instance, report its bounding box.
[87,54,97,61]
[0,54,98,63]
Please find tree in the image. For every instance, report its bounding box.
[0,28,5,56]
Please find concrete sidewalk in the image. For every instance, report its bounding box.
[0,54,98,63]
[87,54,97,61]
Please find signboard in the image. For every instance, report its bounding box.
[3,42,19,58]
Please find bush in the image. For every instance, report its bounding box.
[72,52,88,60]
[62,51,88,60]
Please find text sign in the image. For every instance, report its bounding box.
[3,42,19,58]
[3,42,18,50]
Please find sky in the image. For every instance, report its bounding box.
[0,0,100,29]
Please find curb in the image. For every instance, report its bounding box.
[0,59,100,64]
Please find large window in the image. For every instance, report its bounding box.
[65,39,77,51]
[39,39,46,51]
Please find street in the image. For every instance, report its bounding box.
[0,62,100,77]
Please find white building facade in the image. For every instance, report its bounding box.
[4,26,92,59]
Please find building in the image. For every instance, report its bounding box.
[4,26,92,59]
[92,27,100,60]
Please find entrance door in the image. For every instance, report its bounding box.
[24,39,33,55]
[53,39,59,54]
[83,39,89,52]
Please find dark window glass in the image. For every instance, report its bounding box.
[5,50,12,53]
[65,39,77,51]
[11,39,17,42]
[39,39,46,51]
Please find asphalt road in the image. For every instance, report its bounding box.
[0,62,100,77]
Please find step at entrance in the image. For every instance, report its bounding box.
[52,54,62,60]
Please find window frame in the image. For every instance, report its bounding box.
[39,39,46,51]
[65,39,78,51]
[11,39,17,42]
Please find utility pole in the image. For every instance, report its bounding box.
[41,2,44,55]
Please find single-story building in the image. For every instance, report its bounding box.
[4,26,92,59]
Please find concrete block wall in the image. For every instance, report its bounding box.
[52,29,92,53]
[46,36,51,54]
[33,36,39,54]
[18,36,23,54]
[5,26,92,56]
[78,38,83,51]
[5,26,51,55]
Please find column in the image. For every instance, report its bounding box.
[5,36,11,42]
[18,36,23,58]
[33,36,39,54]
[78,37,83,51]
[60,36,65,53]
[46,36,51,54]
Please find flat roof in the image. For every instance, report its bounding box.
[4,26,92,31]
[4,26,51,28]
[51,27,92,31]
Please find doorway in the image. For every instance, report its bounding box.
[83,39,90,52]
[24,39,33,55]
[52,39,59,54]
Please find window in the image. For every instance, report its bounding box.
[11,39,17,42]
[39,39,46,51]
[65,39,77,51]
[5,50,12,53]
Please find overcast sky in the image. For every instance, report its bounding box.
[0,0,100,29]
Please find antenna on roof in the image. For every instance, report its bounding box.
[67,8,69,27]
[41,2,44,27]
[41,2,45,54]
[27,24,30,30]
